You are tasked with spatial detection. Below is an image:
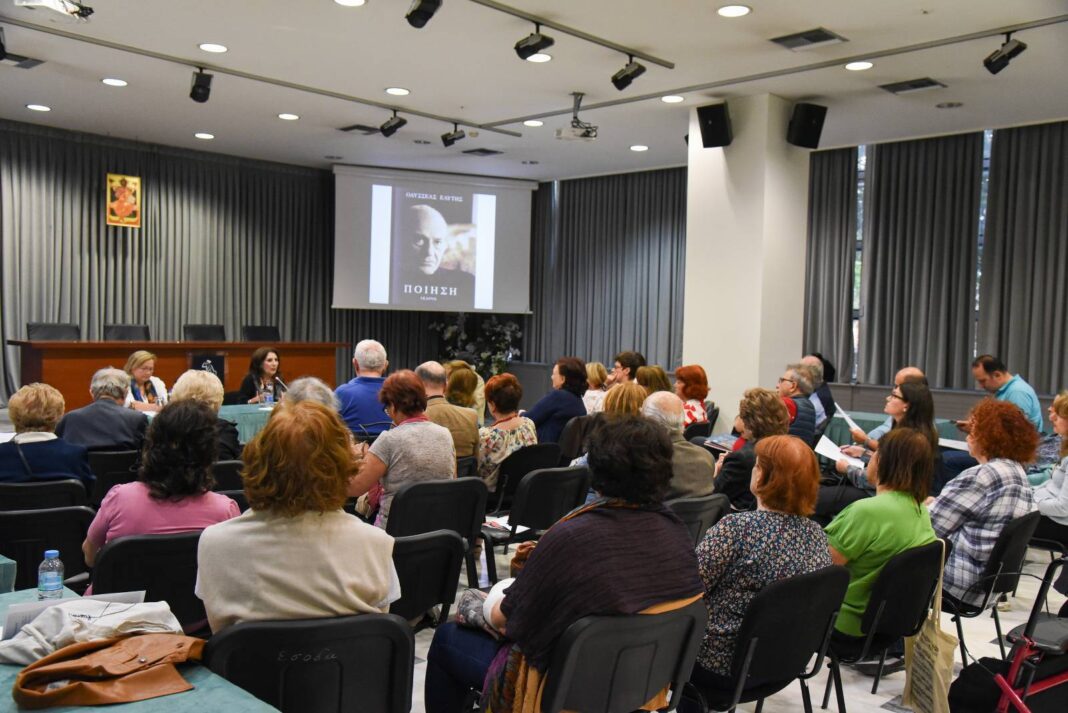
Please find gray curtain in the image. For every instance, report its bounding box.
[522,167,687,370]
[978,120,1068,394]
[803,147,857,381]
[858,133,983,388]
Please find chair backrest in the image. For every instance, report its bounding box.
[0,479,87,511]
[385,478,488,549]
[92,532,205,629]
[510,466,591,532]
[541,599,708,713]
[219,489,250,512]
[103,323,151,341]
[730,565,850,691]
[665,493,731,547]
[183,323,226,341]
[495,443,562,510]
[86,450,140,507]
[222,390,245,406]
[861,540,945,640]
[26,322,80,341]
[204,614,414,713]
[211,460,244,491]
[978,511,1042,600]
[389,530,465,623]
[456,455,478,479]
[557,416,593,465]
[241,325,282,342]
[707,405,720,430]
[682,421,713,441]
[0,506,95,590]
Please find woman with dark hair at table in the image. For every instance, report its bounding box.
[525,356,587,443]
[238,347,287,404]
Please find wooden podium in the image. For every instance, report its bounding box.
[10,341,346,410]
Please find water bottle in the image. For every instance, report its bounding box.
[37,550,64,600]
[263,390,275,408]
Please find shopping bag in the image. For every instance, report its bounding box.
[902,540,958,713]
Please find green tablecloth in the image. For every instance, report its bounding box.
[0,557,15,595]
[218,404,273,444]
[824,411,962,446]
[0,588,277,712]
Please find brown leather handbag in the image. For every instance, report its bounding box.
[509,541,537,578]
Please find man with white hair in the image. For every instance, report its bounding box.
[56,367,148,451]
[336,340,391,438]
[641,391,715,499]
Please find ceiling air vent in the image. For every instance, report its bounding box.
[769,27,847,51]
[462,148,502,157]
[337,123,380,135]
[0,53,44,69]
[879,77,948,94]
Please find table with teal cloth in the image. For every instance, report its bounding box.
[824,410,963,446]
[218,404,273,445]
[0,557,14,595]
[0,588,277,712]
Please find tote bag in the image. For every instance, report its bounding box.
[902,540,958,713]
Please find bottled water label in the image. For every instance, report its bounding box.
[38,572,63,596]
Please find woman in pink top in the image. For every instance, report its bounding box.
[82,400,239,568]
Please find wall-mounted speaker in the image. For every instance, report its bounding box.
[695,103,732,148]
[786,103,827,149]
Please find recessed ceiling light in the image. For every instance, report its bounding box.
[661,95,684,104]
[278,113,300,121]
[936,102,964,109]
[523,120,544,127]
[526,53,552,63]
[194,132,215,140]
[26,104,51,112]
[717,5,751,18]
[324,155,343,160]
[522,160,540,165]
[334,0,365,5]
[101,78,128,87]
[845,61,874,71]
[630,145,649,152]
[385,87,410,96]
[198,43,228,53]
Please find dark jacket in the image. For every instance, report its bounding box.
[713,442,757,511]
[56,399,147,452]
[0,438,95,487]
[526,389,586,444]
[237,373,286,404]
[214,417,243,460]
[814,383,836,426]
[789,395,817,446]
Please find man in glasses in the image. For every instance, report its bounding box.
[776,364,817,446]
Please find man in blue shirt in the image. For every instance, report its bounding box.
[969,354,1044,433]
[335,339,391,438]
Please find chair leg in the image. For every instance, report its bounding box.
[821,662,834,710]
[485,539,498,585]
[871,648,887,695]
[831,656,847,713]
[800,679,814,713]
[954,615,967,664]
[754,699,764,713]
[464,551,479,588]
[992,606,1007,660]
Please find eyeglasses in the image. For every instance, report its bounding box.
[612,364,623,372]
[777,377,795,385]
[887,392,905,401]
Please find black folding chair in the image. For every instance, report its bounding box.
[26,322,80,341]
[456,455,478,479]
[942,511,1042,661]
[665,493,731,547]
[241,325,281,342]
[103,323,150,341]
[211,460,244,491]
[482,466,590,584]
[92,532,207,633]
[204,614,414,713]
[685,565,850,713]
[557,415,593,465]
[822,540,945,712]
[218,489,250,512]
[183,323,226,341]
[683,421,713,441]
[490,443,561,514]
[0,506,94,591]
[390,530,465,628]
[386,478,487,588]
[0,479,87,510]
[87,450,140,507]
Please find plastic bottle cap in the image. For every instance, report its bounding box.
[44,550,59,558]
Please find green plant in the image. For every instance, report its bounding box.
[430,313,522,377]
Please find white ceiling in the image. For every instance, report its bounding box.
[1,0,1066,181]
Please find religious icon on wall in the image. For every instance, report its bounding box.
[106,173,142,228]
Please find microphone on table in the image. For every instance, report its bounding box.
[274,376,288,393]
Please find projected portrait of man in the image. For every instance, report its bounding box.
[408,204,450,275]
[393,203,476,308]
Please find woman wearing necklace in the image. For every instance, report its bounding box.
[477,374,538,491]
[238,347,287,404]
[124,350,168,413]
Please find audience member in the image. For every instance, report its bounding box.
[691,435,830,691]
[798,358,830,428]
[237,347,287,404]
[713,388,790,511]
[776,364,817,445]
[57,367,148,452]
[608,350,646,387]
[349,370,456,528]
[674,364,710,427]
[416,361,478,458]
[582,362,608,414]
[1031,392,1068,589]
[525,357,587,443]
[123,350,168,413]
[929,399,1038,606]
[424,416,701,712]
[635,365,672,395]
[170,369,241,460]
[0,383,93,487]
[808,351,838,384]
[282,376,341,411]
[969,354,1044,432]
[336,339,391,438]
[478,374,537,491]
[197,401,397,633]
[445,366,479,412]
[602,381,647,416]
[444,359,486,426]
[849,366,927,449]
[642,391,715,499]
[83,400,239,570]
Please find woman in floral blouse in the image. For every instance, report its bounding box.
[477,374,537,491]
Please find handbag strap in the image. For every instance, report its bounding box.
[13,441,35,477]
[929,539,947,624]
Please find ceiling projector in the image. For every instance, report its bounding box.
[556,91,598,141]
[14,0,93,19]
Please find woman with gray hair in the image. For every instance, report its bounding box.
[283,377,341,411]
[171,369,242,460]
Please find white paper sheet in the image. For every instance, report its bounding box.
[484,515,530,535]
[833,403,862,434]
[938,438,969,451]
[815,435,865,469]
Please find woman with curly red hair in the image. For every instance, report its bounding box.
[929,399,1038,605]
[674,364,710,427]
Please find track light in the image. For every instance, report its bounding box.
[405,0,442,28]
[189,69,213,103]
[441,123,465,147]
[380,111,407,137]
[983,32,1027,75]
[515,23,554,60]
[611,55,646,91]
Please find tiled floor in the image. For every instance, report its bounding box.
[411,546,1066,713]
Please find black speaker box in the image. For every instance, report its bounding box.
[787,103,827,149]
[695,103,732,148]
